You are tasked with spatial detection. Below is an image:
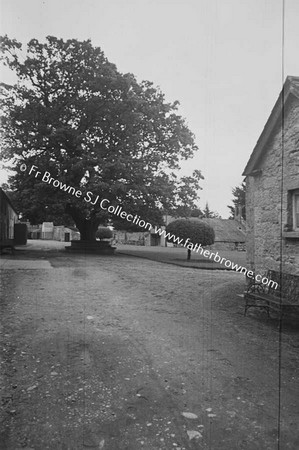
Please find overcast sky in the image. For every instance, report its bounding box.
[1,0,299,217]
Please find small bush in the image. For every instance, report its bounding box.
[96,227,113,240]
[166,219,215,259]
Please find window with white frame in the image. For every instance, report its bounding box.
[293,190,299,230]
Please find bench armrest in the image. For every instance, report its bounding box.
[246,282,267,294]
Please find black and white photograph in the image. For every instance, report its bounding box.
[0,0,299,448]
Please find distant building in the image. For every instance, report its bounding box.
[26,223,42,239]
[0,188,18,243]
[52,225,80,242]
[201,218,246,251]
[112,215,246,249]
[27,222,80,241]
[243,76,299,275]
[157,215,246,250]
[42,222,54,239]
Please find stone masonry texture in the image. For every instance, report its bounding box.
[246,95,299,276]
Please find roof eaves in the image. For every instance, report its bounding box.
[0,188,18,214]
[243,76,299,176]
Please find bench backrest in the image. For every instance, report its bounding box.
[267,270,299,304]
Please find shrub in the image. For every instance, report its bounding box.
[165,219,215,260]
[96,227,113,241]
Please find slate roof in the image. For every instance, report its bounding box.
[243,76,299,176]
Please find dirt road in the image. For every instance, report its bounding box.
[1,244,299,449]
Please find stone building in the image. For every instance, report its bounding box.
[243,76,299,275]
[26,222,80,241]
[201,218,246,251]
[0,187,18,243]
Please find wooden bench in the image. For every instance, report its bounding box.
[243,270,299,318]
[0,239,15,255]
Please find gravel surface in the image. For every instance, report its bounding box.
[1,241,299,449]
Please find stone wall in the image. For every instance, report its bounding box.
[113,230,151,246]
[53,226,80,242]
[210,241,245,251]
[246,96,299,275]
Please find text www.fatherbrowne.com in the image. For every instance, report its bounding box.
[25,164,278,290]
[98,198,278,290]
[153,226,278,288]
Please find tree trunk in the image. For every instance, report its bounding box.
[77,219,99,241]
[187,249,191,260]
[65,203,100,241]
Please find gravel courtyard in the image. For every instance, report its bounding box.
[1,241,299,449]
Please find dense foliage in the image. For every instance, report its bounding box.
[95,227,113,240]
[166,218,215,259]
[201,202,220,218]
[0,36,203,240]
[227,182,246,220]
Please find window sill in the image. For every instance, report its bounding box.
[283,231,299,239]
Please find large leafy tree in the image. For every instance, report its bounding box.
[227,182,246,220]
[0,35,203,240]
